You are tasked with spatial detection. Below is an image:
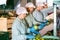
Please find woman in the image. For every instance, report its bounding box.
[12,7,35,40]
[33,2,45,22]
[25,2,39,27]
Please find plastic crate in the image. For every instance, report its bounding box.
[0,31,9,40]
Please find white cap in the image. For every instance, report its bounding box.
[36,2,44,6]
[25,2,35,8]
[16,7,28,15]
[43,2,47,5]
[44,2,47,4]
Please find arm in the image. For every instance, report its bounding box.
[28,27,40,34]
[41,7,53,14]
[39,23,53,36]
[41,7,53,18]
[32,15,40,25]
[46,13,54,20]
[33,17,40,25]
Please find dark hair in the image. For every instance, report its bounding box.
[26,8,30,12]
[26,7,35,12]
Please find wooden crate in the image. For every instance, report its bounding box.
[7,17,15,40]
[0,18,7,31]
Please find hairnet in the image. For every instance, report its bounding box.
[16,7,28,15]
[36,2,44,6]
[25,2,35,8]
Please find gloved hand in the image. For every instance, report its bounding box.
[39,19,48,30]
[29,26,40,34]
[29,26,35,32]
[26,35,35,38]
[44,19,48,23]
[32,30,40,34]
[38,23,46,29]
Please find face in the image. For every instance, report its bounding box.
[43,4,48,8]
[37,6,43,11]
[43,3,48,8]
[28,7,34,13]
[18,13,27,19]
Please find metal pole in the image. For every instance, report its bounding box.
[46,0,47,3]
[54,4,57,36]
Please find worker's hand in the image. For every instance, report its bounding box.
[38,19,48,30]
[26,35,35,38]
[44,19,48,23]
[32,30,40,34]
[39,23,53,36]
[39,23,46,30]
[29,26,40,34]
[29,26,35,32]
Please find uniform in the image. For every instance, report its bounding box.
[33,7,53,22]
[33,9,44,22]
[12,17,27,40]
[25,13,39,27]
